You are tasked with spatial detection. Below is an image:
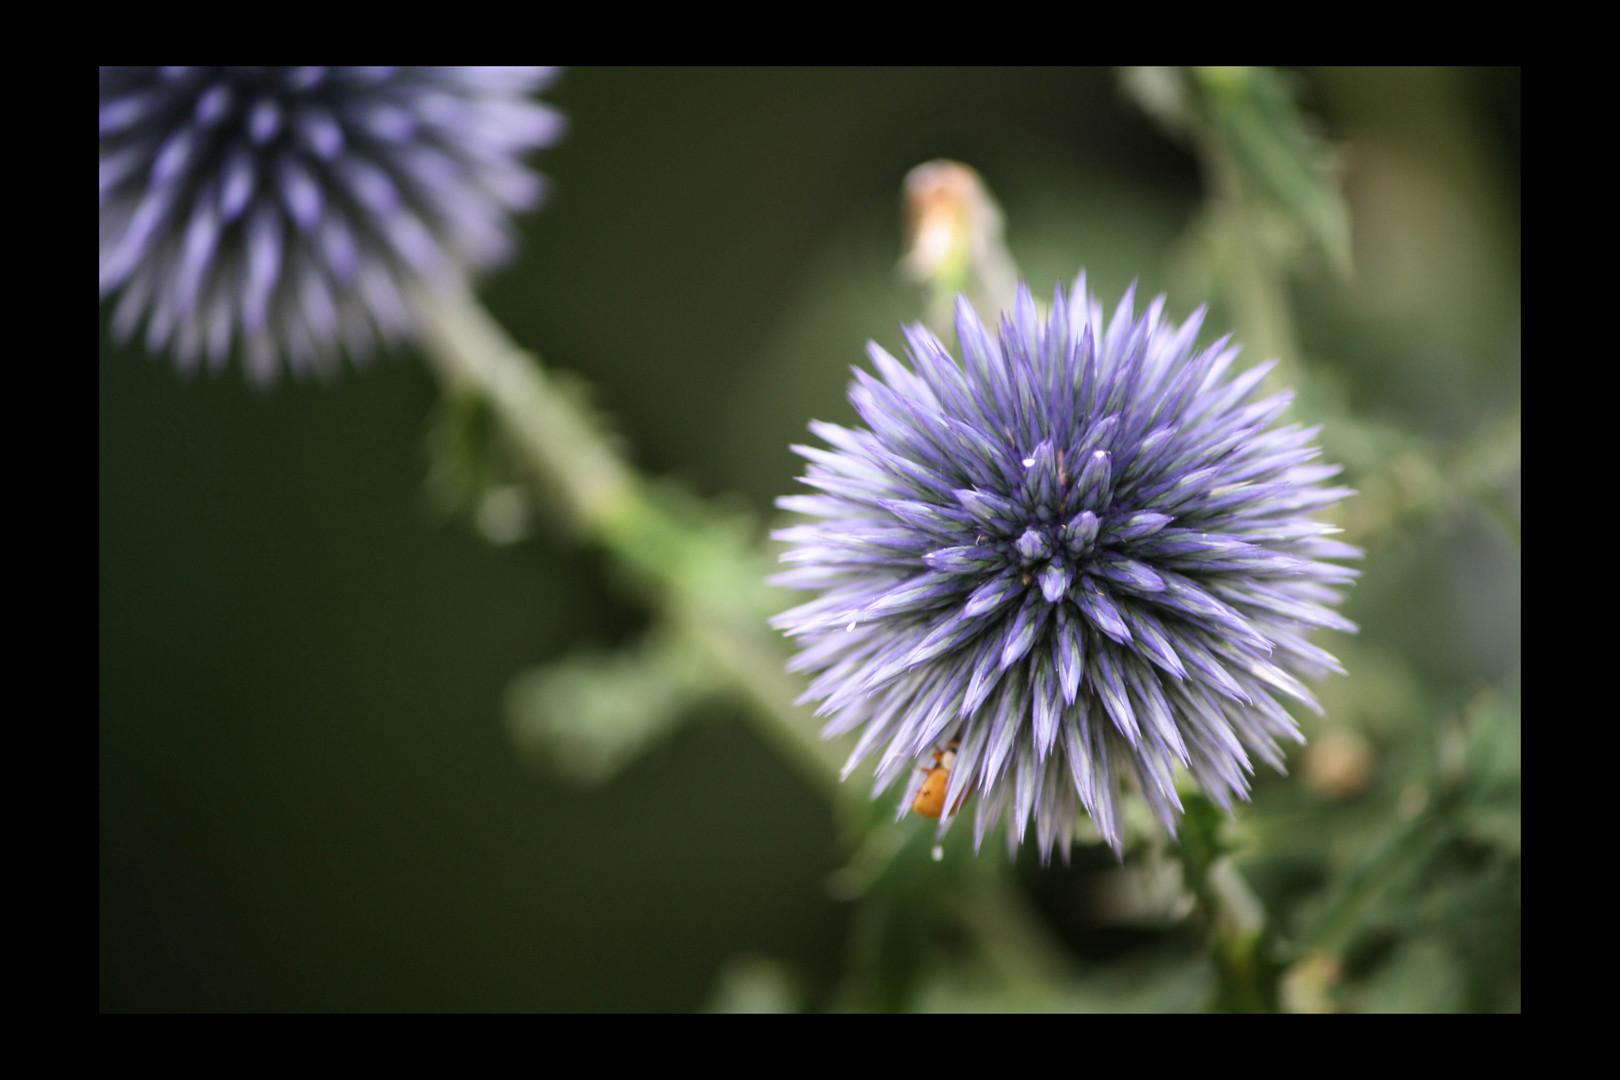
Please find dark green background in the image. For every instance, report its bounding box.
[100,68,1519,1011]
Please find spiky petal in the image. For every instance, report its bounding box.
[772,276,1359,860]
[100,66,564,384]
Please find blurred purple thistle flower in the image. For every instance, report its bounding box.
[771,276,1359,861]
[99,67,564,384]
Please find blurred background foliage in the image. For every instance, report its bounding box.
[100,67,1519,1012]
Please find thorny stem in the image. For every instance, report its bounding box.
[1201,136,1304,395]
[415,287,639,539]
[416,283,845,793]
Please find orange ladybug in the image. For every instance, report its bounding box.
[912,740,967,819]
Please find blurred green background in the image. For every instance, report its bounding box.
[100,68,1519,1011]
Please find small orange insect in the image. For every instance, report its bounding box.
[912,740,968,819]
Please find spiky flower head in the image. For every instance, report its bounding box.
[99,67,564,384]
[772,276,1359,860]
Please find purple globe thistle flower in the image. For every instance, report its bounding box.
[771,277,1359,860]
[99,67,564,384]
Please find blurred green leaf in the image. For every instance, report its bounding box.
[1176,795,1281,1012]
[504,631,720,785]
[601,478,779,622]
[1058,947,1215,1014]
[422,389,536,545]
[833,821,980,1012]
[1278,685,1520,1011]
[703,955,804,1013]
[1355,936,1464,1013]
[1192,66,1354,278]
[1118,66,1197,141]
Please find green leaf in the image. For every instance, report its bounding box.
[703,956,804,1013]
[1193,67,1354,278]
[504,631,720,785]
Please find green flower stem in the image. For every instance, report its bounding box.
[1200,136,1304,394]
[416,284,845,795]
[1177,795,1280,1012]
[416,285,640,540]
[1198,861,1276,1013]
